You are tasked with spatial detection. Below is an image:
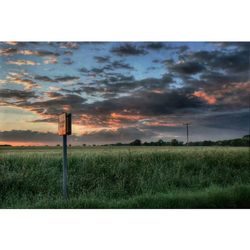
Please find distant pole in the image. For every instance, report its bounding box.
[183,123,190,146]
[63,134,68,200]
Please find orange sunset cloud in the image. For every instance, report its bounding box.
[193,91,217,105]
[110,113,145,121]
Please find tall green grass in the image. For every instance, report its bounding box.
[0,146,249,208]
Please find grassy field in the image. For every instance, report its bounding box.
[0,146,249,208]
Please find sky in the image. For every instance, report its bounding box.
[0,42,249,146]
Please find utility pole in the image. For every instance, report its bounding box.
[183,123,190,146]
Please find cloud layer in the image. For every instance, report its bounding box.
[0,42,249,144]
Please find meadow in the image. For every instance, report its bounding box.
[0,146,249,208]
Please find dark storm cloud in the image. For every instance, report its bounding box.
[216,82,250,110]
[34,75,79,82]
[79,67,89,73]
[35,50,59,57]
[193,71,249,90]
[34,75,54,82]
[167,61,206,75]
[7,93,86,118]
[202,71,246,85]
[152,59,161,63]
[111,43,147,56]
[80,86,100,94]
[108,60,134,70]
[28,94,86,115]
[0,130,60,143]
[164,46,249,82]
[144,43,189,53]
[45,91,63,98]
[80,82,134,98]
[166,44,189,53]
[90,67,106,74]
[79,60,134,76]
[0,89,37,100]
[7,81,202,126]
[54,76,80,82]
[178,45,189,53]
[213,50,249,73]
[104,73,134,82]
[187,49,249,73]
[195,110,250,131]
[64,50,73,56]
[139,73,172,86]
[92,61,135,71]
[77,72,135,88]
[77,127,157,144]
[80,89,203,116]
[78,73,173,98]
[145,42,166,50]
[215,42,250,51]
[80,82,135,98]
[163,47,250,109]
[60,87,82,94]
[63,58,74,65]
[94,56,110,63]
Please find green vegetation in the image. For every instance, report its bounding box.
[0,146,249,208]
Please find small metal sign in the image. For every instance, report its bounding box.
[58,113,72,136]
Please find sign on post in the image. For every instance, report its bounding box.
[58,113,72,136]
[58,113,72,200]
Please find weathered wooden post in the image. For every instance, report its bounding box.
[58,113,72,200]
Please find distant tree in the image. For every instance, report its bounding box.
[69,144,72,147]
[56,144,60,147]
[156,139,164,146]
[130,139,142,146]
[171,139,179,146]
[203,140,213,146]
[82,144,86,147]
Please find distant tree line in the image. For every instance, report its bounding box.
[1,135,249,147]
[103,135,250,147]
[187,135,250,147]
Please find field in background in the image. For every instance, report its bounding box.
[0,146,249,208]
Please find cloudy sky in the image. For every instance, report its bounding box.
[0,42,249,145]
